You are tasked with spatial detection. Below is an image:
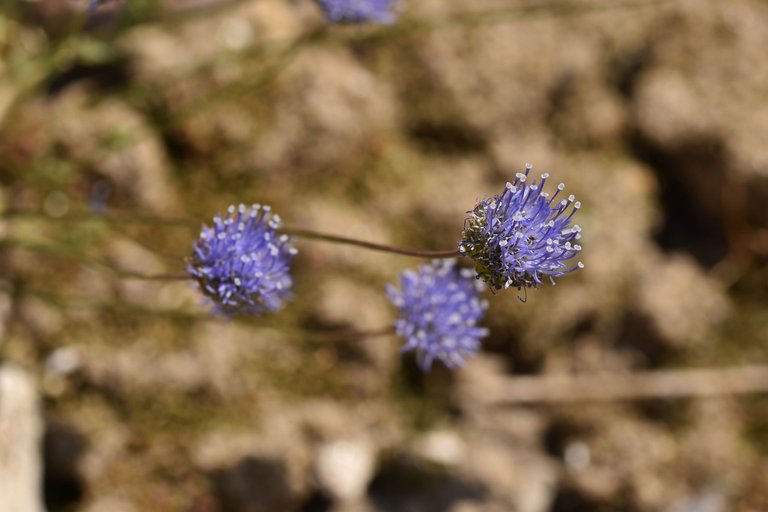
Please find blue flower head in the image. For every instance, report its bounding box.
[386,259,489,371]
[315,0,397,24]
[460,164,584,291]
[188,204,297,316]
[87,0,126,12]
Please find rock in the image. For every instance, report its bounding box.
[368,453,486,511]
[82,323,293,398]
[82,343,208,395]
[45,347,82,377]
[449,502,509,512]
[677,400,750,498]
[42,421,87,511]
[463,431,557,512]
[631,253,731,351]
[44,346,82,396]
[560,410,682,510]
[21,296,65,340]
[312,276,392,333]
[81,496,138,512]
[668,489,727,512]
[0,365,44,512]
[192,402,334,510]
[563,441,592,472]
[413,429,467,467]
[314,439,376,503]
[47,86,181,215]
[210,456,298,512]
[194,416,311,508]
[629,0,768,228]
[253,47,396,173]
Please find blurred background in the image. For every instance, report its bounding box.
[1,0,768,511]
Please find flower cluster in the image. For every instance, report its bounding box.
[186,165,581,372]
[187,204,297,316]
[460,164,583,291]
[315,0,397,24]
[386,260,489,371]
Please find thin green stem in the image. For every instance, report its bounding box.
[0,238,189,282]
[283,226,459,259]
[119,272,190,281]
[0,209,197,227]
[2,209,460,259]
[6,283,394,341]
[299,325,395,344]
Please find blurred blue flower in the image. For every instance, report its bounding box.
[87,0,125,12]
[188,204,297,316]
[89,180,112,214]
[386,259,489,371]
[460,164,584,291]
[316,0,397,24]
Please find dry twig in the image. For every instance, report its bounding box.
[461,365,768,405]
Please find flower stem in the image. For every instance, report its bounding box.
[0,209,197,227]
[283,227,459,259]
[119,272,190,281]
[0,238,189,282]
[3,209,460,258]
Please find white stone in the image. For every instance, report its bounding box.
[564,441,591,471]
[0,365,44,512]
[414,429,467,467]
[314,440,376,502]
[45,347,82,376]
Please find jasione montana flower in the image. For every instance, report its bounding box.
[386,259,489,371]
[86,0,125,12]
[315,0,397,24]
[460,164,583,291]
[187,204,297,316]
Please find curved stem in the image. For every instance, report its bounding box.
[119,272,190,281]
[8,283,394,341]
[2,209,461,258]
[0,238,189,282]
[0,209,197,227]
[298,325,395,343]
[283,227,459,259]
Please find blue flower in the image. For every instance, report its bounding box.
[86,0,125,12]
[386,260,489,371]
[187,204,297,316]
[460,164,584,291]
[315,0,397,24]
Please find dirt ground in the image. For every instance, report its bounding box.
[1,0,768,511]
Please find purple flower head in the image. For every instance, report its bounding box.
[460,164,584,292]
[87,0,126,12]
[315,0,397,24]
[386,259,489,371]
[188,204,297,316]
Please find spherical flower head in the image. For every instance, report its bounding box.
[386,259,489,372]
[87,0,126,12]
[187,204,297,316]
[460,164,584,291]
[315,0,397,24]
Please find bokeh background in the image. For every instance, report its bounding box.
[2,0,768,511]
